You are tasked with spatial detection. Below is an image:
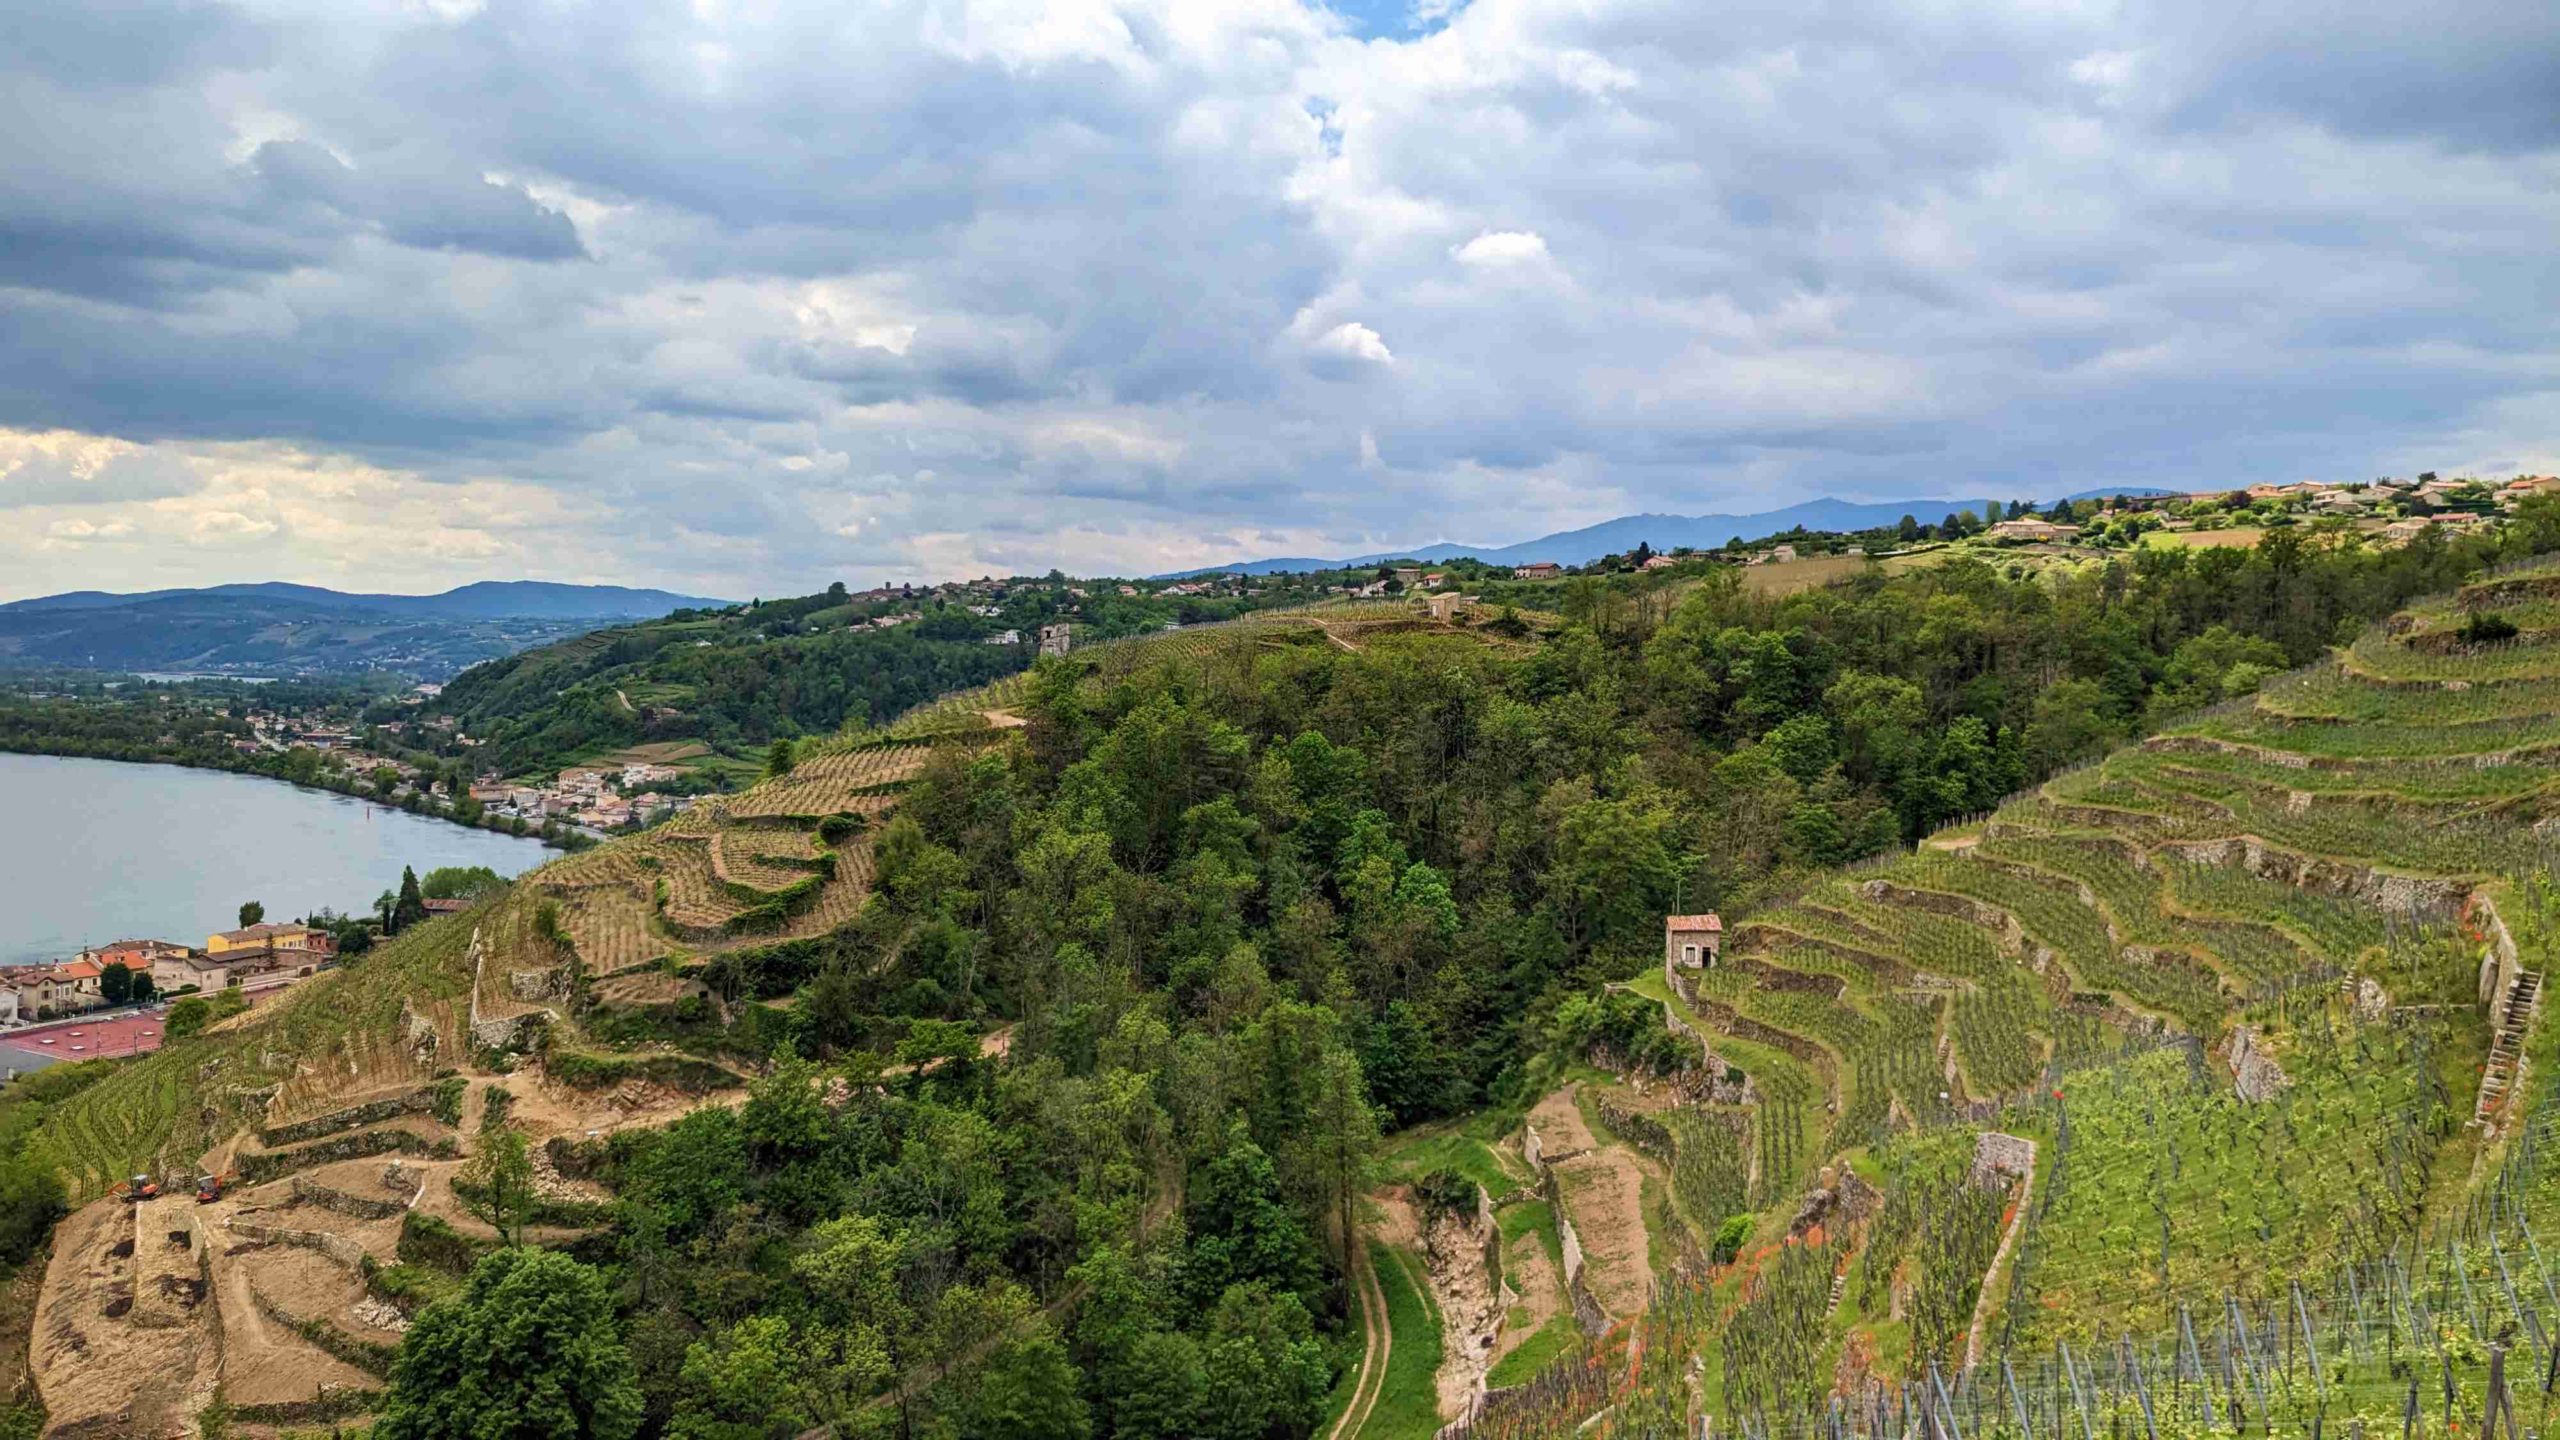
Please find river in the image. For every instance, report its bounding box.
[0,752,553,964]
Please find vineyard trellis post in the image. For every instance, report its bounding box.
[2004,1358,2035,1440]
[2060,1342,2097,1440]
[2120,1337,2158,1440]
[2179,1306,2218,1432]
[1930,1362,1965,1440]
[2293,1281,2327,1404]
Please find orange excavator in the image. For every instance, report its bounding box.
[194,1173,233,1204]
[113,1174,160,1203]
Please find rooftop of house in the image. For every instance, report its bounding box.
[1665,913,1723,932]
[213,922,323,944]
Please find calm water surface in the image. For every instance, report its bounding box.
[0,752,552,963]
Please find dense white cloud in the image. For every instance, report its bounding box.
[0,0,2555,598]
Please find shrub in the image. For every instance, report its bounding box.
[164,997,211,1040]
[1713,1214,1752,1264]
[397,1211,487,1275]
[2464,610,2520,644]
[1413,1167,1477,1220]
[429,1077,468,1128]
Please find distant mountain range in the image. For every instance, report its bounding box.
[0,582,731,681]
[1166,490,2178,575]
[0,580,725,621]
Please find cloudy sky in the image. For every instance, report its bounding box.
[3,0,2555,599]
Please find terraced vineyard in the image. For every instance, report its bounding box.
[1454,560,2560,1440]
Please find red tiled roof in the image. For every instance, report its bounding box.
[1665,913,1722,932]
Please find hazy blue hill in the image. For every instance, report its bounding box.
[0,580,726,619]
[0,582,729,679]
[1168,494,2004,574]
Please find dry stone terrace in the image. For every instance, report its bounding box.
[1450,556,2560,1440]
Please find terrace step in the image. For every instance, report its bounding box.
[2476,969,2543,1124]
[1826,1270,1847,1318]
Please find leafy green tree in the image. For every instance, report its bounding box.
[766,738,797,778]
[672,1316,810,1440]
[236,901,263,929]
[163,996,210,1039]
[420,866,506,900]
[741,1056,831,1165]
[620,1106,749,1243]
[1107,1330,1205,1440]
[2021,678,2119,776]
[1182,1123,1320,1309]
[1783,802,1850,868]
[950,1327,1089,1440]
[0,1159,65,1264]
[459,1127,534,1246]
[1540,779,1685,955]
[1197,1285,1330,1440]
[377,1248,642,1440]
[99,962,131,1006]
[1760,712,1837,786]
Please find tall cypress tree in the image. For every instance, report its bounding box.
[393,865,427,932]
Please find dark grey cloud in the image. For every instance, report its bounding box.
[252,139,584,261]
[0,0,2553,598]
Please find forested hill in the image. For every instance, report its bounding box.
[432,577,1295,775]
[21,513,2560,1440]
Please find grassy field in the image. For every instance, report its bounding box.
[1360,1241,1445,1440]
[2143,525,2267,548]
[1739,553,1872,595]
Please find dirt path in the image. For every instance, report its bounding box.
[1529,1087,1598,1152]
[1327,1241,1389,1440]
[980,709,1028,729]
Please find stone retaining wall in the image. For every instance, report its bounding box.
[228,1217,370,1271]
[259,1087,438,1148]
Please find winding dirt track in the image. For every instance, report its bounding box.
[1328,1241,1391,1440]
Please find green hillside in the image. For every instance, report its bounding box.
[21,530,2560,1440]
[1469,553,2560,1440]
[429,575,1331,776]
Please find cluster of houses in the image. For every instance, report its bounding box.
[467,760,696,832]
[1995,475,2560,547]
[0,923,337,1024]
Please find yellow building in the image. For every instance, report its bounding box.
[205,922,328,956]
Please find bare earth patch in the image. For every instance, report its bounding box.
[32,1198,222,1437]
[1530,1087,1652,1321]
